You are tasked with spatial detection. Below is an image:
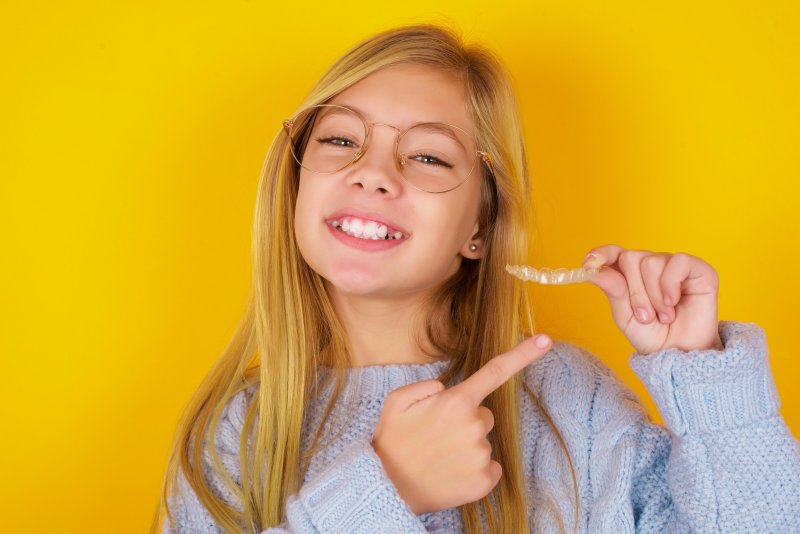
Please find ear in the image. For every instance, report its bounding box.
[460,221,485,259]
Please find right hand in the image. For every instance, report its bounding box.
[371,334,553,515]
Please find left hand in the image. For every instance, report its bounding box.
[583,245,725,355]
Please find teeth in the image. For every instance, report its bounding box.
[328,217,405,241]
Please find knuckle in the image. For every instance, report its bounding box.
[627,287,646,299]
[468,441,491,468]
[640,255,662,269]
[445,389,470,409]
[618,249,634,264]
[480,439,493,459]
[383,390,401,409]
[471,420,489,440]
[479,406,495,430]
[464,485,486,504]
[426,379,446,392]
[485,358,508,384]
[660,279,675,293]
[466,470,498,502]
[486,461,502,488]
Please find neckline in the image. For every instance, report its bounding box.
[315,359,451,399]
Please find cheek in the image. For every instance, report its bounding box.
[442,185,482,242]
[415,190,481,253]
[293,174,321,255]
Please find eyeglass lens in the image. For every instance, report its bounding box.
[287,106,479,193]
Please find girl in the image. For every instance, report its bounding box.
[153,24,800,533]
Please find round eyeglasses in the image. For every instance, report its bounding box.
[282,104,494,194]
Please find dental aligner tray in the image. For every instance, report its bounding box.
[505,264,600,285]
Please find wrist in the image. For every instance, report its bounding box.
[700,333,725,351]
[371,439,423,515]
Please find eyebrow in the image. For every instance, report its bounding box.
[315,105,355,121]
[414,123,468,153]
[333,102,473,152]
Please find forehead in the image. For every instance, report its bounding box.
[327,63,473,133]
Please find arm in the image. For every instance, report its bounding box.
[628,320,800,532]
[161,390,429,533]
[269,438,430,533]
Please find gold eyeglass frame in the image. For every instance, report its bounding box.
[282,104,495,194]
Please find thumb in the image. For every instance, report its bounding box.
[386,379,446,411]
[586,263,632,316]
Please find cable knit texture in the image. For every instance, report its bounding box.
[162,320,800,533]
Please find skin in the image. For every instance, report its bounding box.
[293,63,484,367]
[294,62,725,515]
[582,247,725,354]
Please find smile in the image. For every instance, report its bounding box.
[327,217,408,241]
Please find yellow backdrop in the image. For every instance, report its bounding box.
[2,1,797,532]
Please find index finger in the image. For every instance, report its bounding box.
[449,335,551,406]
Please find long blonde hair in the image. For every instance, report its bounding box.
[151,23,578,534]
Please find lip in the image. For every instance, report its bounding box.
[325,208,411,237]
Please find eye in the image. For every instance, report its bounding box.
[316,136,358,149]
[409,152,454,168]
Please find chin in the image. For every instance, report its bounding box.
[323,269,392,297]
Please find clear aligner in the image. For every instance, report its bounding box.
[505,264,600,285]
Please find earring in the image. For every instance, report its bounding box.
[469,243,478,252]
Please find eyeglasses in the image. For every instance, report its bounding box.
[282,104,494,194]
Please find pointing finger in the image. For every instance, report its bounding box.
[449,334,551,406]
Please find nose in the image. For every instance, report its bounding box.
[345,124,404,196]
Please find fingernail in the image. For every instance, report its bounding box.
[658,312,669,323]
[635,307,649,322]
[535,334,551,348]
[583,253,604,269]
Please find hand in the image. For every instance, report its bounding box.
[583,244,724,355]
[371,334,553,515]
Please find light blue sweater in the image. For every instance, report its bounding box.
[162,320,800,532]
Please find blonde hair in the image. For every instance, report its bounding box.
[151,23,578,534]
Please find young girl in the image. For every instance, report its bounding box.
[153,24,800,533]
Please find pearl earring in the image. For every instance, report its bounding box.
[469,243,478,252]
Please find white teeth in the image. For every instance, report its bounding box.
[328,217,406,241]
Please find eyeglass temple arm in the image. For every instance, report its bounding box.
[478,151,495,176]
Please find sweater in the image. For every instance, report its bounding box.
[161,320,800,533]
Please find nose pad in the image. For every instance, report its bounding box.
[346,130,405,193]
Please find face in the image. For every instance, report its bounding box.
[293,63,484,302]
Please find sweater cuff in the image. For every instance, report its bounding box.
[295,437,426,533]
[629,320,781,436]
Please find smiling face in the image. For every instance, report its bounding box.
[293,62,485,302]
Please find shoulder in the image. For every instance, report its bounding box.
[521,338,648,428]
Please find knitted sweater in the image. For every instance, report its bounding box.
[162,320,800,533]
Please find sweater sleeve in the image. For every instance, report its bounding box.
[265,437,429,533]
[161,390,428,534]
[627,320,800,533]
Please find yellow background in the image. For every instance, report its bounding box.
[2,1,797,532]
